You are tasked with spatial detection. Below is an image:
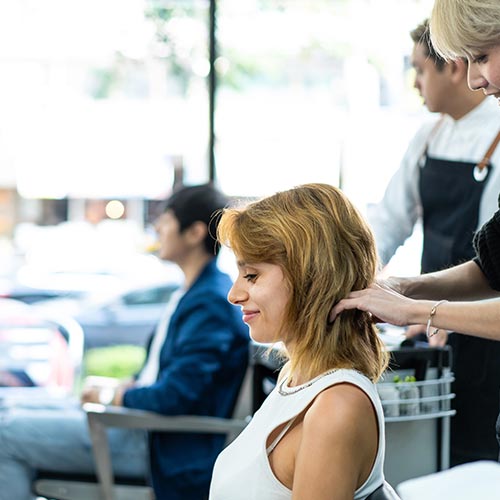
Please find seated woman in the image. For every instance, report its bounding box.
[210,183,389,500]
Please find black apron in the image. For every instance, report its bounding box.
[419,140,500,465]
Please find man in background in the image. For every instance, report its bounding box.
[0,183,249,500]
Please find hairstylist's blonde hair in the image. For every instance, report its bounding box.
[218,183,388,382]
[430,0,500,59]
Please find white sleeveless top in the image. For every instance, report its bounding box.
[209,369,385,500]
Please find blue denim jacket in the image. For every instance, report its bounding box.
[123,259,249,499]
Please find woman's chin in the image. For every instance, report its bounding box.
[249,331,275,346]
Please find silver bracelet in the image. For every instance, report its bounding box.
[426,299,448,338]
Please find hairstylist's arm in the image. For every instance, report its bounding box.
[331,285,500,340]
[393,261,498,301]
[330,261,495,324]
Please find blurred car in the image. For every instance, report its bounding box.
[0,298,83,393]
[0,270,124,304]
[0,280,86,304]
[35,282,180,349]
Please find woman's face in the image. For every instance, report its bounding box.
[228,260,291,344]
[467,44,500,104]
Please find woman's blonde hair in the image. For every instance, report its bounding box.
[218,183,388,382]
[430,0,500,59]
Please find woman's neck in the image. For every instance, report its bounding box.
[285,355,346,387]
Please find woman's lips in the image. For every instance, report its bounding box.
[242,311,259,323]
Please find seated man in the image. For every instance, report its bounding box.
[0,183,249,500]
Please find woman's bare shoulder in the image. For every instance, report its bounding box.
[304,382,375,436]
[294,382,379,495]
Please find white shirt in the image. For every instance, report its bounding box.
[368,97,500,266]
[136,288,185,387]
[209,369,385,500]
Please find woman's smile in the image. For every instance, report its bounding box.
[242,309,259,323]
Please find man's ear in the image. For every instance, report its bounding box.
[449,58,468,82]
[185,221,208,246]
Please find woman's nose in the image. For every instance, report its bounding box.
[228,281,246,305]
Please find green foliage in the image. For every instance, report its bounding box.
[144,3,201,94]
[84,345,146,380]
[86,3,202,99]
[90,67,119,99]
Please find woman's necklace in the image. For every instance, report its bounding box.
[278,368,339,396]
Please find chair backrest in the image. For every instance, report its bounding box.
[45,312,85,388]
[366,481,401,500]
[0,299,83,392]
[220,363,253,446]
[232,363,253,419]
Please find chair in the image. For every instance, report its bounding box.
[366,481,402,500]
[0,299,84,392]
[34,365,253,500]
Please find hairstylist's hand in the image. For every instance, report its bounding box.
[329,281,416,326]
[381,276,407,295]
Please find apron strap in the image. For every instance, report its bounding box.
[476,129,500,172]
[418,115,445,166]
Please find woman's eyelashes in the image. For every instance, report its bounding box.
[472,54,487,64]
[243,273,257,282]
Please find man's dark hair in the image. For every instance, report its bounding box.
[411,18,447,71]
[163,183,229,256]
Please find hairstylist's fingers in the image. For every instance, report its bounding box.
[329,302,344,323]
[329,284,389,323]
[329,293,366,323]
